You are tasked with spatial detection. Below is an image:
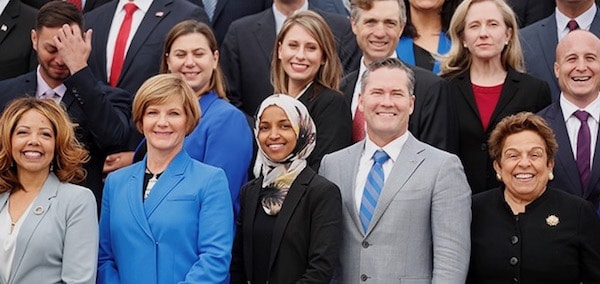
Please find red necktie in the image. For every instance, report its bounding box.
[110,3,137,87]
[352,107,365,142]
[67,0,82,10]
[567,19,580,32]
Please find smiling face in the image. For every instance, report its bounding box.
[31,27,71,88]
[142,98,188,157]
[359,67,414,147]
[494,130,554,203]
[554,30,600,107]
[462,1,511,63]
[278,24,324,90]
[352,0,404,65]
[258,105,298,162]
[166,32,218,95]
[11,109,56,177]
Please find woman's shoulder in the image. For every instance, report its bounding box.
[302,168,341,196]
[55,182,96,206]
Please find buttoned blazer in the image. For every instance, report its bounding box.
[340,64,458,153]
[319,134,472,283]
[0,1,37,81]
[538,101,600,210]
[0,174,98,284]
[98,150,234,284]
[220,6,360,115]
[521,7,600,101]
[84,0,209,95]
[230,166,342,283]
[0,68,132,206]
[446,68,551,194]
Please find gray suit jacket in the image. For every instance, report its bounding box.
[521,7,600,101]
[0,174,98,284]
[320,134,471,283]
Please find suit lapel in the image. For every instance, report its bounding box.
[126,161,154,239]
[342,71,359,105]
[488,69,519,128]
[9,174,60,279]
[142,150,187,218]
[537,15,559,80]
[253,9,277,64]
[120,0,172,85]
[211,0,228,24]
[546,103,583,195]
[242,178,261,281]
[0,0,18,45]
[91,2,118,82]
[268,168,314,271]
[456,73,482,125]
[585,117,600,198]
[340,142,365,235]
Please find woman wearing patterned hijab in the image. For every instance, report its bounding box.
[230,94,342,284]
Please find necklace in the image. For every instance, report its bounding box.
[144,166,163,200]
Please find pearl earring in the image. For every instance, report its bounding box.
[496,173,502,181]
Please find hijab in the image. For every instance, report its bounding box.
[254,94,316,215]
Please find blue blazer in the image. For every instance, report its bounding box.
[0,174,98,284]
[538,101,600,212]
[98,150,234,284]
[185,91,253,217]
[396,31,451,75]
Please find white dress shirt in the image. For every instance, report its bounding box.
[273,1,309,34]
[35,66,66,103]
[560,94,600,168]
[354,132,409,211]
[106,0,152,79]
[555,4,597,41]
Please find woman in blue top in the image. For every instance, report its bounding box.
[134,20,253,218]
[395,0,460,74]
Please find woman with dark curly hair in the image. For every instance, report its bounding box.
[0,98,97,284]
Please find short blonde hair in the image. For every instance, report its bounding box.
[132,74,201,135]
[0,98,89,192]
[440,0,524,78]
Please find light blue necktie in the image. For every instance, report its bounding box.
[359,150,389,232]
[203,0,216,21]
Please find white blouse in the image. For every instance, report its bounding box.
[0,200,34,283]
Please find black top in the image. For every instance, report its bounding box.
[251,195,277,284]
[469,187,600,283]
[413,43,434,72]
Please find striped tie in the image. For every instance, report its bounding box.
[203,0,216,21]
[359,150,390,232]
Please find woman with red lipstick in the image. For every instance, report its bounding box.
[440,0,551,194]
[271,11,352,171]
[0,98,97,284]
[230,94,342,284]
[468,112,600,283]
[133,20,253,219]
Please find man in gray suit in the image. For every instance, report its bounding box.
[320,58,471,283]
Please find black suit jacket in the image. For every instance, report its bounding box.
[506,0,555,28]
[20,0,109,13]
[207,0,272,46]
[85,0,209,95]
[447,68,551,194]
[221,6,360,115]
[299,83,352,171]
[340,64,457,153]
[538,101,600,211]
[0,68,132,207]
[0,1,37,81]
[230,167,342,283]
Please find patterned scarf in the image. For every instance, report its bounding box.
[254,94,316,215]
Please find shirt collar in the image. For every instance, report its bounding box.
[35,66,66,99]
[560,92,600,123]
[363,130,409,164]
[556,4,597,34]
[272,1,309,34]
[117,0,150,14]
[0,0,9,15]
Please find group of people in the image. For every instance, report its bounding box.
[1,0,600,283]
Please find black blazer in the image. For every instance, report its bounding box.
[506,0,555,28]
[230,167,342,284]
[220,6,360,116]
[539,101,600,211]
[0,68,132,207]
[299,82,352,171]
[340,64,458,153]
[446,68,551,194]
[0,1,37,81]
[207,0,272,46]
